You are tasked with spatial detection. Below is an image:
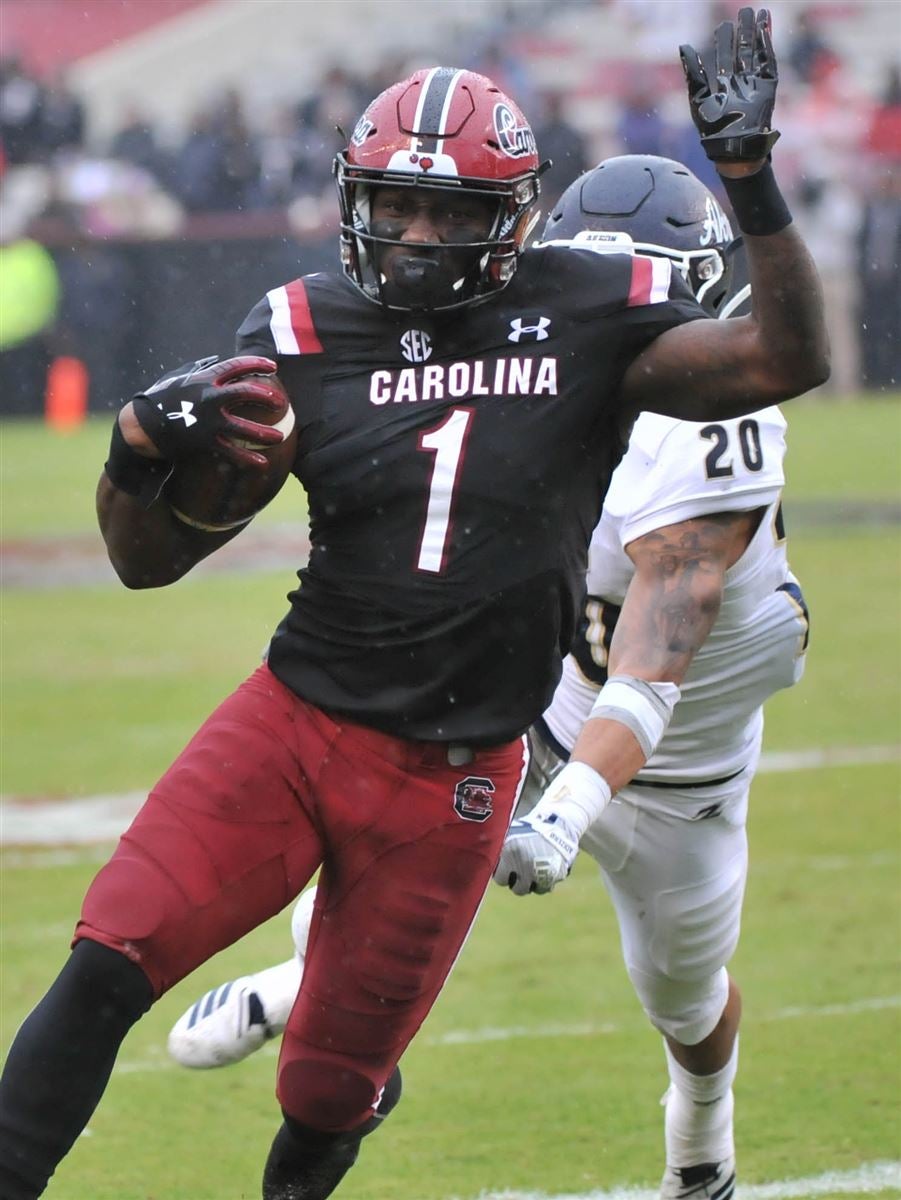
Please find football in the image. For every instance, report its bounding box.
[165,375,298,530]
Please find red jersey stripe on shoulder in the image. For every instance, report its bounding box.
[266,279,324,355]
[627,254,672,307]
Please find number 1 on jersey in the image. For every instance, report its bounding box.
[416,408,473,573]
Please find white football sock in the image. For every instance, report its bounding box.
[247,957,302,1034]
[248,888,317,1034]
[290,887,317,961]
[663,1038,738,1167]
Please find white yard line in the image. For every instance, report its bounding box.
[2,745,899,848]
[758,745,901,772]
[765,995,901,1021]
[109,995,900,1077]
[0,791,146,846]
[467,1160,901,1200]
[423,995,901,1048]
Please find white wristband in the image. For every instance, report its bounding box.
[588,674,680,760]
[534,760,613,840]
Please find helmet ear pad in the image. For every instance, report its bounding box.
[354,185,372,250]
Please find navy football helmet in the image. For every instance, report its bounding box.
[541,154,747,316]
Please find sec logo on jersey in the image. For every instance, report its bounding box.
[400,329,433,363]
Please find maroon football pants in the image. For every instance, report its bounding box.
[76,663,527,1131]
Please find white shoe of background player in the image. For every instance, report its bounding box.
[167,887,316,1068]
[659,1157,736,1200]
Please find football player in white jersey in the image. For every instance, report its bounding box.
[495,156,809,1200]
[167,157,810,1200]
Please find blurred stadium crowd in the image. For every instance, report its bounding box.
[1,0,899,413]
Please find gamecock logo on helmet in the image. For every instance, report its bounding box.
[350,116,375,147]
[493,103,537,159]
[453,776,496,823]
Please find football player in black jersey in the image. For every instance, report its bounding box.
[161,159,768,1200]
[0,12,828,1200]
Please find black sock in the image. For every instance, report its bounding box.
[262,1121,362,1200]
[0,940,153,1200]
[262,1066,402,1200]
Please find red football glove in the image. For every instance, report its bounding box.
[132,355,288,469]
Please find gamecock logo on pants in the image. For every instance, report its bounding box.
[453,776,495,823]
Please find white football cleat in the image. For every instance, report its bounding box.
[167,888,316,1069]
[167,960,301,1068]
[659,1158,736,1200]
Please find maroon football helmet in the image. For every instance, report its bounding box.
[334,67,544,311]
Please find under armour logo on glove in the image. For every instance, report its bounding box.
[508,316,551,343]
[131,355,288,468]
[166,401,198,427]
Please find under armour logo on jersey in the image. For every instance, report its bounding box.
[400,328,433,363]
[165,400,198,427]
[508,317,551,343]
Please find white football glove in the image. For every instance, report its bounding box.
[493,760,612,895]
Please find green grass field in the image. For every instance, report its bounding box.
[2,398,900,1199]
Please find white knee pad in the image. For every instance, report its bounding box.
[621,848,745,1042]
[629,962,730,1045]
[597,792,748,1045]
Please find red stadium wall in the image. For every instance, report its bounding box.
[0,0,213,77]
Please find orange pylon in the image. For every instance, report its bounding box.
[45,356,89,431]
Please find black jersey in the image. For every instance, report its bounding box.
[236,243,704,744]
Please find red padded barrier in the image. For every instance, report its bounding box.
[1,0,212,77]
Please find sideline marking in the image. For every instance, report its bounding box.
[2,746,899,847]
[467,1161,901,1200]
